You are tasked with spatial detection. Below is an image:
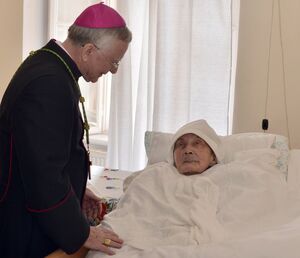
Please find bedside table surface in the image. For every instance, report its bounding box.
[87,165,133,199]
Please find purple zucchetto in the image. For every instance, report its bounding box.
[74,2,126,29]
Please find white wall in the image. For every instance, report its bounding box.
[0,1,23,99]
[232,0,300,148]
[23,0,48,59]
[0,0,48,100]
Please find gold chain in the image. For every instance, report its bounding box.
[30,49,92,178]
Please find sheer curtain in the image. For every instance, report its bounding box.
[107,0,238,171]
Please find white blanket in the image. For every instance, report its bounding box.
[88,149,300,258]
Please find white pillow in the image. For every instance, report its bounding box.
[144,131,173,165]
[271,134,290,174]
[219,133,276,163]
[144,131,289,176]
[233,148,280,166]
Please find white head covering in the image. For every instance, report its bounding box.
[167,119,224,165]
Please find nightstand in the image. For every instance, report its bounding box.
[87,165,132,200]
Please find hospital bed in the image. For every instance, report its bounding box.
[49,132,300,258]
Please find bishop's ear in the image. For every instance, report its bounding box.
[81,43,94,61]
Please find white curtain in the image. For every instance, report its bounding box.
[107,0,237,171]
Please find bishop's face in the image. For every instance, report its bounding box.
[80,37,129,83]
[173,133,216,175]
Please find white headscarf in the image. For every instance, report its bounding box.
[167,119,224,165]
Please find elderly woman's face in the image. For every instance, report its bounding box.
[173,133,216,175]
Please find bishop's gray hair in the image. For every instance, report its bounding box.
[67,24,132,48]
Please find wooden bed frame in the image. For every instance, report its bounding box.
[45,247,88,258]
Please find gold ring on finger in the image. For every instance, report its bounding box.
[103,238,111,246]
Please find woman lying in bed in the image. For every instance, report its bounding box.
[172,120,219,176]
[88,119,289,258]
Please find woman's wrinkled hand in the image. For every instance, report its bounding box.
[83,188,107,225]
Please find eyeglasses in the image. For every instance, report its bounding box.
[92,44,120,70]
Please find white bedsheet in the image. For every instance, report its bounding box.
[88,149,300,258]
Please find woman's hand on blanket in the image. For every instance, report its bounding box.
[84,226,123,255]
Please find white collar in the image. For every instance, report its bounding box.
[55,40,72,58]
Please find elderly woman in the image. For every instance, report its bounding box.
[123,119,223,188]
[170,119,222,175]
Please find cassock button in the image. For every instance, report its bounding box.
[84,123,90,130]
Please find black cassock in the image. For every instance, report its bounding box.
[0,40,90,257]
